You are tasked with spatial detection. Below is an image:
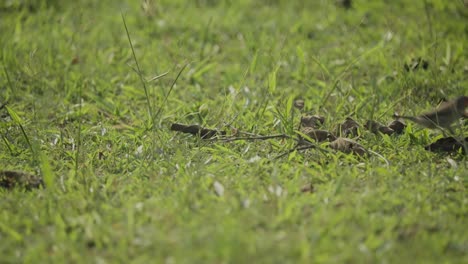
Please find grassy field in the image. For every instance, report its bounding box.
[1,0,467,263]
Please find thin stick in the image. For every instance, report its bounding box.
[218,134,291,142]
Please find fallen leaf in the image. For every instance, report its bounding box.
[446,157,457,169]
[268,185,283,197]
[213,181,224,197]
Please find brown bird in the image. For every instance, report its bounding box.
[294,99,305,110]
[425,137,468,154]
[336,117,360,137]
[393,96,468,131]
[298,127,336,143]
[0,170,44,190]
[337,0,352,9]
[300,115,325,129]
[329,137,367,156]
[365,120,395,136]
[388,119,406,134]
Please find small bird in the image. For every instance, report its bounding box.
[337,0,352,9]
[294,99,305,110]
[425,137,468,154]
[365,120,395,136]
[388,119,406,134]
[393,96,468,131]
[329,137,367,156]
[336,117,360,137]
[298,127,336,143]
[0,170,44,190]
[300,115,325,129]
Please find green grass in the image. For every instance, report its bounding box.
[1,0,467,263]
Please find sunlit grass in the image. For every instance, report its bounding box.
[0,0,466,263]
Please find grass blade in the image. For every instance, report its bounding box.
[121,12,154,126]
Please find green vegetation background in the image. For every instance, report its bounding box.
[0,0,467,263]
